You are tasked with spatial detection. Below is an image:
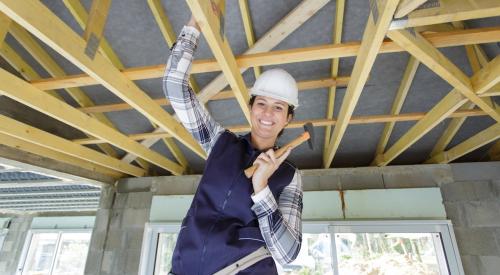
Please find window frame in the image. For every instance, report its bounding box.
[16,228,92,275]
[139,220,463,275]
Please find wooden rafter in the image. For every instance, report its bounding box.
[0,68,185,175]
[0,43,63,100]
[238,0,260,78]
[82,0,112,58]
[73,108,492,145]
[425,123,500,164]
[186,0,251,123]
[146,0,200,93]
[387,29,500,123]
[428,21,480,157]
[0,0,206,159]
[375,56,419,156]
[0,11,9,43]
[62,0,123,69]
[63,0,188,170]
[77,76,350,114]
[323,0,400,168]
[0,115,144,177]
[7,23,127,162]
[373,55,500,166]
[323,0,345,156]
[394,0,428,18]
[195,0,330,104]
[28,26,500,91]
[390,0,500,30]
[0,132,124,179]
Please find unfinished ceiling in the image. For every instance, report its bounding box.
[0,0,499,191]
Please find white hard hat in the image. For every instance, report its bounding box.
[250,68,299,109]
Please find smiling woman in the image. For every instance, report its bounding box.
[162,15,304,275]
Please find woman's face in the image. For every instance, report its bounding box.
[250,95,291,142]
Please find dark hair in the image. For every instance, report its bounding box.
[249,95,294,137]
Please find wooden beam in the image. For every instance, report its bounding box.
[323,0,400,168]
[77,76,350,114]
[323,0,345,156]
[238,0,260,78]
[0,44,63,100]
[0,0,206,159]
[0,115,144,177]
[373,56,500,166]
[64,0,185,170]
[146,0,200,93]
[195,0,330,104]
[186,0,251,123]
[82,0,112,59]
[0,68,184,175]
[7,23,127,162]
[394,0,428,18]
[425,123,500,164]
[0,11,9,44]
[373,90,468,166]
[390,0,500,30]
[73,108,491,145]
[375,56,419,156]
[429,22,481,157]
[62,0,123,69]
[0,132,124,178]
[29,26,500,91]
[387,29,500,123]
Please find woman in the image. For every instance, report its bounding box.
[163,16,303,274]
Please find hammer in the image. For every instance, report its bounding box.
[244,122,314,178]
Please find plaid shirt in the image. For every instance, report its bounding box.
[163,26,303,265]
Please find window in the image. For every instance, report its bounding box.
[17,230,91,275]
[139,221,463,275]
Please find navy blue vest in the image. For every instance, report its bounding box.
[170,131,296,274]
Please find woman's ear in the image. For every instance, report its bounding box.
[287,114,293,123]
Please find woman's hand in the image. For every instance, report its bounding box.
[252,148,291,194]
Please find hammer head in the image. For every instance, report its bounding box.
[303,122,314,150]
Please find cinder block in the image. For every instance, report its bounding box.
[479,256,500,275]
[109,210,122,229]
[444,202,466,227]
[302,175,320,191]
[454,227,500,256]
[339,168,384,190]
[95,209,111,230]
[101,251,114,274]
[441,182,476,202]
[99,185,116,209]
[382,165,452,188]
[124,249,142,275]
[83,251,102,275]
[113,193,128,209]
[124,229,145,250]
[318,174,341,190]
[451,162,500,182]
[464,201,500,227]
[126,192,153,209]
[121,208,149,228]
[105,230,124,250]
[460,255,481,275]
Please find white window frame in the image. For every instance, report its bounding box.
[139,223,181,275]
[139,220,463,275]
[16,228,92,275]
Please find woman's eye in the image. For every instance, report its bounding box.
[274,106,283,111]
[257,102,265,106]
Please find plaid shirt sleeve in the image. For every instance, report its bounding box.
[163,26,224,155]
[251,169,303,265]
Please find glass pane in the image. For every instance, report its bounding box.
[154,233,178,275]
[52,232,91,275]
[335,233,442,275]
[22,233,59,275]
[278,233,334,275]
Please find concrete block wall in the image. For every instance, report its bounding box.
[442,163,500,275]
[85,185,152,275]
[0,216,33,274]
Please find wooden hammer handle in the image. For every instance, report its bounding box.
[244,131,310,178]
